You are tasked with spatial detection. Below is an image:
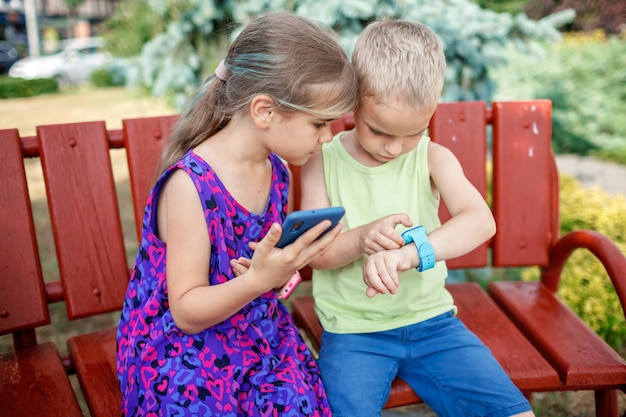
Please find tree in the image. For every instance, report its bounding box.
[107,0,573,109]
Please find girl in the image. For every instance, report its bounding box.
[116,11,358,416]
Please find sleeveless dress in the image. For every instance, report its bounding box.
[116,150,331,417]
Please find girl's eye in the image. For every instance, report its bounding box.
[314,122,327,129]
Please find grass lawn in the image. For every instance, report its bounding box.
[0,86,175,136]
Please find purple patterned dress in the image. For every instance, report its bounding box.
[116,150,331,417]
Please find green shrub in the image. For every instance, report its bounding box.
[91,68,113,87]
[591,148,626,166]
[521,175,626,348]
[491,34,626,158]
[0,76,58,99]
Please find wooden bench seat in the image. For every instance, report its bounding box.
[1,99,625,417]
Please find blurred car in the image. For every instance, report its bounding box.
[0,41,20,74]
[8,37,111,87]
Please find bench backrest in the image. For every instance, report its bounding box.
[432,100,557,268]
[0,100,555,348]
[292,100,556,271]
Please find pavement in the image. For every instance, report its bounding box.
[381,154,626,417]
[555,154,626,196]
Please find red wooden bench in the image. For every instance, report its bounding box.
[1,100,625,417]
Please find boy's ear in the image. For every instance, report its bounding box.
[250,94,275,128]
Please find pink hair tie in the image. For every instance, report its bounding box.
[215,59,230,81]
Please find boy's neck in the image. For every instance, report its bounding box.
[340,130,388,168]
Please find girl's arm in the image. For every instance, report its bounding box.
[159,170,342,334]
[300,151,409,270]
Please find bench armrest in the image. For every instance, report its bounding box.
[541,230,626,317]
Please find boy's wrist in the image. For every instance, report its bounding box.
[401,226,436,272]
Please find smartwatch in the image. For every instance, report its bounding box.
[401,226,435,272]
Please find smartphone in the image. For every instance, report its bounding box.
[275,206,346,248]
[278,270,302,300]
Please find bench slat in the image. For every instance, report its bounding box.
[123,115,178,240]
[37,122,129,318]
[0,343,83,416]
[1,130,82,416]
[448,283,559,390]
[0,129,49,336]
[492,100,553,266]
[489,281,626,388]
[429,102,488,269]
[68,327,120,417]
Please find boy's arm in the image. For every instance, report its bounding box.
[362,142,495,298]
[427,142,496,260]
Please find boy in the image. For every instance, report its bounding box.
[300,18,535,417]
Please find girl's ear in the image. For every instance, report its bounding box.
[250,94,276,128]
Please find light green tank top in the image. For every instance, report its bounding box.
[313,133,455,334]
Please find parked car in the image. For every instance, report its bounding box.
[0,41,20,74]
[8,37,111,87]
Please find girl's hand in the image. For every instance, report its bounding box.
[362,246,413,298]
[359,213,413,255]
[245,220,344,291]
[230,257,251,277]
[231,256,293,292]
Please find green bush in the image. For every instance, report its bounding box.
[91,68,114,87]
[108,0,569,110]
[491,34,626,158]
[521,175,626,348]
[0,76,58,99]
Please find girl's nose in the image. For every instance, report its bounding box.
[320,125,334,144]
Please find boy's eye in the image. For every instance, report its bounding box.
[369,126,384,136]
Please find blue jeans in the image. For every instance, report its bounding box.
[318,311,532,417]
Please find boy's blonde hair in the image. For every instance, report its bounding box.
[158,11,358,174]
[352,18,446,111]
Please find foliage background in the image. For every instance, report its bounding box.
[491,30,626,163]
[102,0,573,109]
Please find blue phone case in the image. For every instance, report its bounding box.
[276,207,345,248]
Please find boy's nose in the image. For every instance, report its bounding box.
[385,141,403,157]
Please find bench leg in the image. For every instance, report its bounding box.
[595,389,618,417]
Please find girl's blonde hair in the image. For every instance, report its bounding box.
[352,18,446,112]
[159,11,358,174]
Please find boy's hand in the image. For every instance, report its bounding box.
[362,247,413,298]
[359,213,413,255]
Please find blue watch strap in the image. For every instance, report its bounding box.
[401,226,435,272]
